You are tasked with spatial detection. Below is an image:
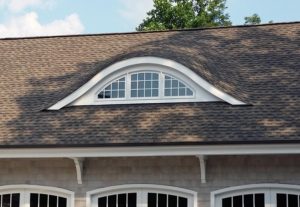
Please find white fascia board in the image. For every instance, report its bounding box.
[0,144,300,158]
[48,57,246,110]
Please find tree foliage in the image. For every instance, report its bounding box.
[244,13,261,25]
[137,0,232,31]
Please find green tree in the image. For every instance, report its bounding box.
[244,13,261,25]
[137,0,232,31]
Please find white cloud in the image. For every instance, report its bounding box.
[0,0,54,12]
[0,12,84,38]
[119,0,153,25]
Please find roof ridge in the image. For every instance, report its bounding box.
[0,21,300,41]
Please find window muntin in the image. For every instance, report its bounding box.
[98,77,126,99]
[0,186,72,207]
[221,193,264,207]
[30,193,67,207]
[89,185,195,207]
[131,72,159,98]
[0,193,20,207]
[96,71,194,100]
[164,75,193,97]
[214,185,300,207]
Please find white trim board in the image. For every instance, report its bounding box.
[48,57,246,110]
[1,144,300,158]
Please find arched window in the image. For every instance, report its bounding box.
[96,71,194,101]
[0,185,74,207]
[49,57,246,109]
[87,185,197,207]
[211,184,300,207]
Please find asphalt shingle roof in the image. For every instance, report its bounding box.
[0,22,299,147]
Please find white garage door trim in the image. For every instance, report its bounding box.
[87,184,197,207]
[211,183,300,207]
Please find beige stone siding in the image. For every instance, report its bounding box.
[0,155,300,207]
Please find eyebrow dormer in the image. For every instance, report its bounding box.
[48,57,246,110]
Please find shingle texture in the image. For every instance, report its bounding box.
[0,22,299,147]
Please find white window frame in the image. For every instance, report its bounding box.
[87,184,197,207]
[0,185,74,207]
[211,183,300,207]
[71,64,220,106]
[95,69,196,102]
[49,57,246,110]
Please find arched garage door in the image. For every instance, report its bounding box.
[212,184,300,207]
[87,185,197,207]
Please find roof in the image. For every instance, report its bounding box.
[0,22,299,148]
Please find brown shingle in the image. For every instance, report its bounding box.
[0,22,299,147]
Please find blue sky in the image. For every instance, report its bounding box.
[0,0,299,37]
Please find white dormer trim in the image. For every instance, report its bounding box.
[48,57,246,110]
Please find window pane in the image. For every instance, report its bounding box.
[108,195,116,207]
[164,75,193,97]
[168,195,177,207]
[119,82,125,90]
[98,76,126,99]
[118,194,126,207]
[138,73,144,80]
[105,91,111,98]
[233,195,242,207]
[153,73,159,80]
[179,88,186,96]
[145,73,152,80]
[112,91,118,98]
[152,81,159,89]
[130,72,159,98]
[244,194,253,207]
[132,74,137,81]
[145,81,151,89]
[138,90,144,97]
[158,194,167,207]
[98,197,107,207]
[30,194,39,207]
[11,194,20,207]
[131,82,137,89]
[40,194,48,207]
[165,89,171,96]
[255,194,265,207]
[119,90,125,98]
[145,89,152,97]
[178,197,187,207]
[112,82,118,90]
[152,89,159,97]
[49,196,57,207]
[288,194,298,207]
[186,88,193,96]
[165,80,171,88]
[3,194,11,207]
[131,90,137,97]
[222,197,231,207]
[172,89,178,96]
[58,197,67,207]
[138,81,144,89]
[128,193,136,207]
[172,80,178,88]
[148,193,156,207]
[277,194,287,207]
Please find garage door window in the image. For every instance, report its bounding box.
[88,185,197,207]
[212,184,300,207]
[0,185,73,207]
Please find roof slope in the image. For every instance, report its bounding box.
[0,22,299,147]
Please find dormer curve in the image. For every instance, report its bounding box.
[48,57,246,110]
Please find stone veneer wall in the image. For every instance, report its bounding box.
[0,155,300,207]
